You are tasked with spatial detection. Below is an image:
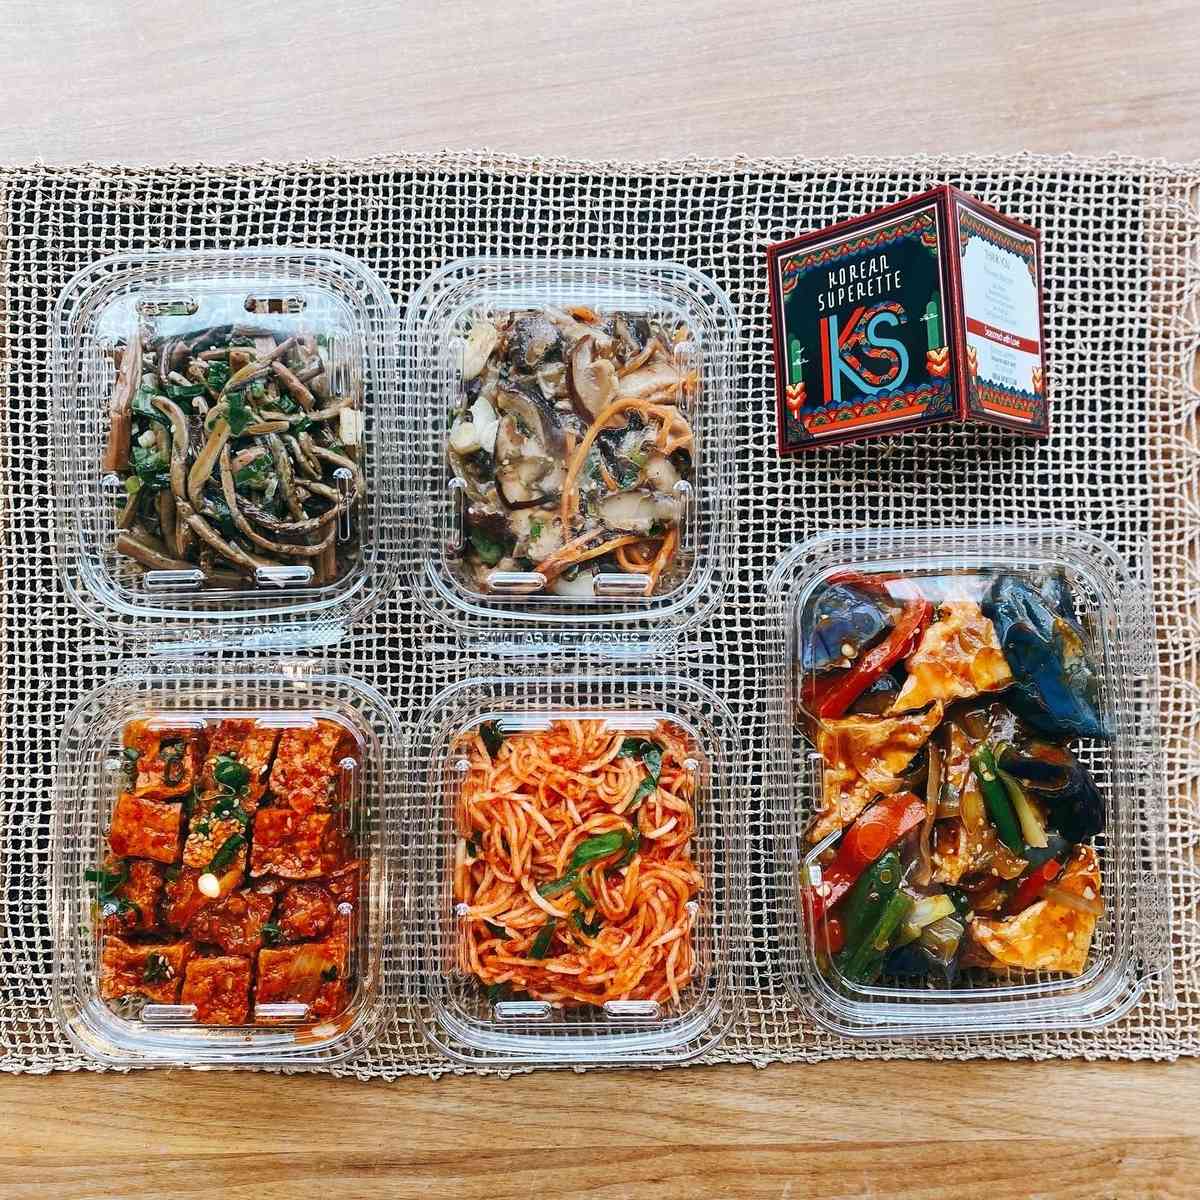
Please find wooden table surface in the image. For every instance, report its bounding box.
[1,3,1198,1198]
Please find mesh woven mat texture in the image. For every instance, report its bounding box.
[1,151,1198,1077]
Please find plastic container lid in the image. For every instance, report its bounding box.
[53,248,399,651]
[403,257,738,653]
[407,671,747,1066]
[766,526,1171,1037]
[53,659,399,1067]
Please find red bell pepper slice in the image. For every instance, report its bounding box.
[805,790,928,926]
[825,569,900,600]
[808,598,933,719]
[1004,858,1064,916]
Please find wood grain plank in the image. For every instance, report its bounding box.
[0,0,1196,163]
[0,1061,1197,1199]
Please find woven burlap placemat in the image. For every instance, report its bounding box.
[1,152,1197,1076]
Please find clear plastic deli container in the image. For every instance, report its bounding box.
[407,672,747,1066]
[53,248,399,649]
[403,257,738,645]
[765,526,1171,1037]
[53,660,400,1068]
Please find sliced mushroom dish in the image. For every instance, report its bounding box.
[103,323,364,588]
[447,306,696,597]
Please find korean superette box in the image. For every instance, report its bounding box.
[766,186,1048,452]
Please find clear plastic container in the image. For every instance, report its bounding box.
[53,248,400,649]
[765,526,1171,1037]
[403,257,738,647]
[53,660,400,1067]
[407,672,747,1066]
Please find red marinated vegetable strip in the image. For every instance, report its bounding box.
[810,599,933,719]
[1005,858,1064,915]
[805,791,928,925]
[825,569,900,599]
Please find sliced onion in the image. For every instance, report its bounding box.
[898,893,956,945]
[1043,884,1105,917]
[960,776,986,835]
[914,741,942,886]
[919,914,964,961]
[991,843,1029,881]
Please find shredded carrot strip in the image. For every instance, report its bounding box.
[642,526,679,596]
[453,719,700,1007]
[539,534,641,582]
[615,540,659,572]
[558,397,684,531]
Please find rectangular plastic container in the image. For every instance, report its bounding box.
[53,660,400,1067]
[406,672,747,1066]
[53,248,400,649]
[403,257,738,647]
[765,526,1171,1037]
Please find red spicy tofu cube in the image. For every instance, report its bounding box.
[199,719,281,812]
[107,792,183,864]
[99,936,191,1004]
[97,858,164,935]
[277,883,336,941]
[182,812,248,872]
[250,809,344,880]
[324,860,362,909]
[268,720,353,813]
[123,721,204,800]
[256,932,349,1018]
[181,955,252,1025]
[163,864,244,931]
[189,885,276,956]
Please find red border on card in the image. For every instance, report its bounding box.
[766,185,1048,451]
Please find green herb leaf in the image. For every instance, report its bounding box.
[85,861,130,909]
[205,496,238,539]
[211,794,250,827]
[130,445,169,492]
[573,910,604,937]
[572,879,595,907]
[207,833,246,873]
[226,388,253,436]
[486,982,511,1003]
[536,830,637,898]
[466,835,481,857]
[529,520,543,539]
[484,920,508,938]
[121,747,141,788]
[166,382,204,403]
[143,952,170,983]
[627,777,657,811]
[320,965,339,982]
[613,832,641,870]
[295,415,314,434]
[165,865,181,883]
[260,921,282,946]
[530,918,557,959]
[570,831,628,869]
[275,393,299,415]
[206,360,231,392]
[467,525,506,566]
[648,520,667,537]
[212,753,250,794]
[234,456,273,490]
[133,385,169,425]
[480,721,504,757]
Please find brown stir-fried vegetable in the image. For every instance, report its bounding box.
[447,307,696,598]
[106,324,361,587]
